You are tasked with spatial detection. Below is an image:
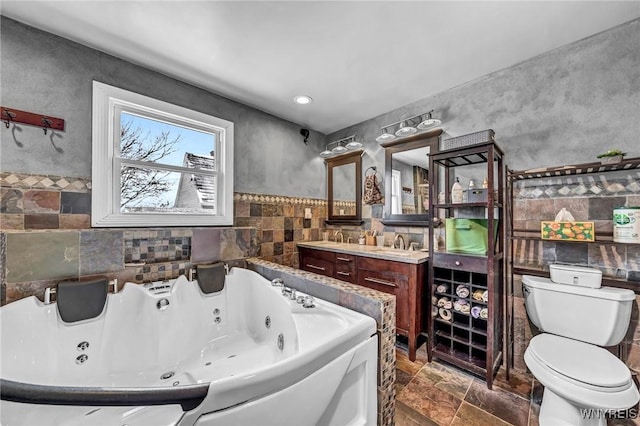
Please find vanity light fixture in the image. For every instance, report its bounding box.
[320,135,360,158]
[294,95,313,105]
[395,120,417,137]
[417,110,441,130]
[376,110,442,143]
[376,128,396,143]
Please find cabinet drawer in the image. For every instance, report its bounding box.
[432,252,487,274]
[335,253,356,282]
[301,257,335,277]
[299,247,336,262]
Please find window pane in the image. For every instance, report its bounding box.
[120,112,216,169]
[120,165,216,214]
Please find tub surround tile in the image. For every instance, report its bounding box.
[80,230,124,275]
[0,188,23,213]
[6,232,79,282]
[23,190,61,213]
[0,214,24,230]
[191,228,221,264]
[60,192,91,214]
[25,213,59,229]
[59,214,91,229]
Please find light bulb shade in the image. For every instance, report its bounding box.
[332,144,348,153]
[395,124,417,137]
[376,130,396,143]
[346,140,362,149]
[320,149,333,157]
[417,117,441,130]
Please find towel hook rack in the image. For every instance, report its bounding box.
[3,109,16,128]
[0,106,65,134]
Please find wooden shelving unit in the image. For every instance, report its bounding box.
[427,141,505,389]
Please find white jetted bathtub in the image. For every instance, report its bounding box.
[0,267,378,425]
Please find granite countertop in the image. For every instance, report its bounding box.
[296,241,429,264]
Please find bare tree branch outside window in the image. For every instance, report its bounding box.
[120,120,182,209]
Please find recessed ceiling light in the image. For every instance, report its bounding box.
[294,95,313,105]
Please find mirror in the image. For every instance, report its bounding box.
[381,129,442,226]
[326,149,363,225]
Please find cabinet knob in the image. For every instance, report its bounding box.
[455,261,461,266]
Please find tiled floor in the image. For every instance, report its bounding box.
[395,344,541,426]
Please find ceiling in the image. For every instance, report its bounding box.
[2,1,639,135]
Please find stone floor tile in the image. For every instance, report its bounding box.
[397,374,463,426]
[451,401,512,426]
[416,362,474,401]
[493,368,534,400]
[395,400,439,426]
[464,378,530,426]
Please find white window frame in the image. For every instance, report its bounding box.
[391,169,402,215]
[92,81,234,227]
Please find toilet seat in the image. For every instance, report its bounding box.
[527,334,630,391]
[525,334,639,410]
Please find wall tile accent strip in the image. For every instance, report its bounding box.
[0,172,91,192]
[513,170,640,199]
[246,258,396,426]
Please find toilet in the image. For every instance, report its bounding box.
[523,266,639,426]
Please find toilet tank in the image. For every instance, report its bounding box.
[522,275,636,346]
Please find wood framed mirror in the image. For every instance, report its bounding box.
[326,149,364,225]
[381,129,442,226]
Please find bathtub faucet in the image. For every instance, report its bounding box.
[282,286,297,300]
[44,287,56,304]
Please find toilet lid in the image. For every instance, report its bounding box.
[528,334,630,388]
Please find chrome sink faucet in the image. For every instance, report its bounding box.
[334,230,344,243]
[393,234,406,250]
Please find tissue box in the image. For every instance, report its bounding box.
[541,222,595,241]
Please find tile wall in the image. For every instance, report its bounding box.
[510,168,640,374]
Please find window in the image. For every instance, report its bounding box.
[391,169,402,214]
[92,81,234,227]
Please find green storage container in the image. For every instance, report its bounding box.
[445,218,499,255]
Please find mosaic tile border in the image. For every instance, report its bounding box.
[513,171,640,199]
[235,192,326,206]
[0,171,91,192]
[246,258,396,426]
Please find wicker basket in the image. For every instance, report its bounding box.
[443,129,495,150]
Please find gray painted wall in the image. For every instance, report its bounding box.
[0,17,327,199]
[328,19,640,179]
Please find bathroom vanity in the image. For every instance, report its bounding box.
[297,241,428,361]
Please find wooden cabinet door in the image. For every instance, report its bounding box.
[357,257,410,333]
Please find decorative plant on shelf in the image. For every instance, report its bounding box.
[596,149,626,164]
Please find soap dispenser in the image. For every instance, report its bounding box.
[451,177,463,204]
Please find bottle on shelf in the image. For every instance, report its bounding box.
[482,177,489,189]
[468,179,476,190]
[451,177,463,204]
